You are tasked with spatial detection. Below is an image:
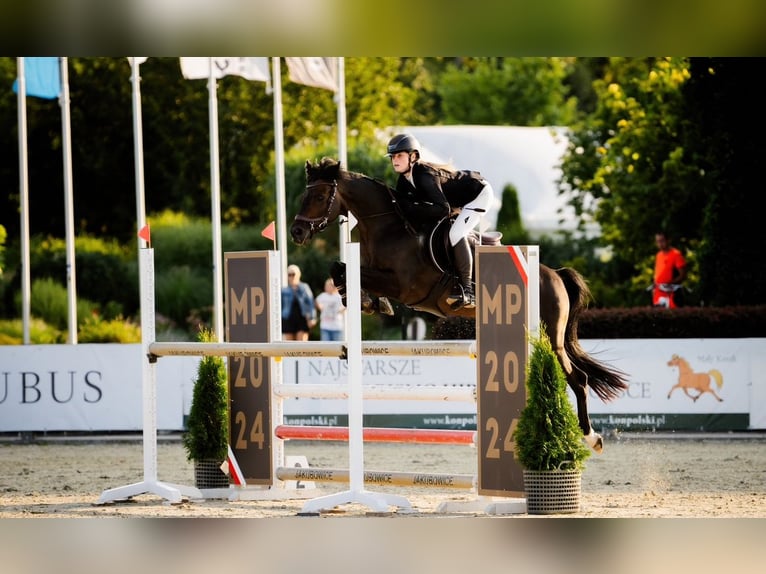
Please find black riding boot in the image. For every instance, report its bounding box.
[446,238,475,310]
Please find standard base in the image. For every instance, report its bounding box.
[300,488,412,514]
[96,480,201,505]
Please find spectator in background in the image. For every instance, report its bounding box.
[653,231,687,308]
[281,264,316,341]
[315,278,345,341]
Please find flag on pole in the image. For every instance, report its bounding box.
[261,220,276,242]
[180,57,270,82]
[137,224,151,245]
[13,57,61,99]
[285,58,338,91]
[225,445,246,486]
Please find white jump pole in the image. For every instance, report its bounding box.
[300,243,412,514]
[148,339,475,359]
[97,248,201,505]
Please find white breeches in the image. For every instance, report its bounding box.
[448,181,494,246]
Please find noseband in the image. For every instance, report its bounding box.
[294,180,338,236]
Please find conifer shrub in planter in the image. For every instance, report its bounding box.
[513,327,590,514]
[182,327,230,489]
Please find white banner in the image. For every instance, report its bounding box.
[1,339,764,432]
[0,345,199,432]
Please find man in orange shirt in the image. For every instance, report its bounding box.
[653,231,687,308]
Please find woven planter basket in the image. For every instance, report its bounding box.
[523,469,582,514]
[194,459,230,489]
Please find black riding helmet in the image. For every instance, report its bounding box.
[386,133,421,159]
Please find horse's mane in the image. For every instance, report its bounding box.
[309,157,393,193]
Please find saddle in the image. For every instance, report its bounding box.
[426,216,503,274]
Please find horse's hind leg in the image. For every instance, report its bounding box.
[541,268,603,453]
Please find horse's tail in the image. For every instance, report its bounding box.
[556,267,629,401]
[709,369,724,389]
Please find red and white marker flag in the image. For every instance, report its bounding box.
[224,444,246,486]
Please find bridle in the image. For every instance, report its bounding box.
[294,180,339,235]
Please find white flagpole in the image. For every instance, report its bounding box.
[130,59,147,249]
[336,57,352,263]
[16,58,31,345]
[208,58,224,342]
[60,57,77,344]
[272,57,288,283]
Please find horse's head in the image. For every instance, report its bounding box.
[290,158,345,245]
[667,354,681,367]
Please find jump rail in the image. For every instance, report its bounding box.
[276,466,475,490]
[147,340,476,361]
[275,425,476,445]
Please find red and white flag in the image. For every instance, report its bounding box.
[225,444,246,486]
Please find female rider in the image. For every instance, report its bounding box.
[386,133,494,310]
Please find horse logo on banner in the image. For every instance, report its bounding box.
[667,354,724,402]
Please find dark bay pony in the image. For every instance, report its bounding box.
[290,158,628,452]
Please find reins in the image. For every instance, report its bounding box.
[299,174,417,237]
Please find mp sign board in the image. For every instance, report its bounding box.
[224,251,282,486]
[475,245,539,497]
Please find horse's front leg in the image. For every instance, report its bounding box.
[330,261,395,316]
[359,289,379,315]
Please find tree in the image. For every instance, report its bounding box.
[559,57,766,307]
[558,58,704,303]
[495,183,530,244]
[437,57,579,126]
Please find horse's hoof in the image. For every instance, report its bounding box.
[584,430,604,454]
[376,297,394,316]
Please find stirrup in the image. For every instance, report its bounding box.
[450,293,475,311]
[446,289,463,306]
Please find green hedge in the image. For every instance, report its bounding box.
[433,306,766,340]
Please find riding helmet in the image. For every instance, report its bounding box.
[386,133,421,157]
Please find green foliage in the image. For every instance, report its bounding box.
[22,278,99,330]
[513,329,590,472]
[154,265,212,330]
[182,327,229,461]
[0,318,64,344]
[12,235,137,318]
[438,58,579,126]
[495,183,530,244]
[78,315,141,343]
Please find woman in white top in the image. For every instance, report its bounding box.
[314,278,345,341]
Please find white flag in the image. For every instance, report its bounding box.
[285,57,337,91]
[180,57,270,82]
